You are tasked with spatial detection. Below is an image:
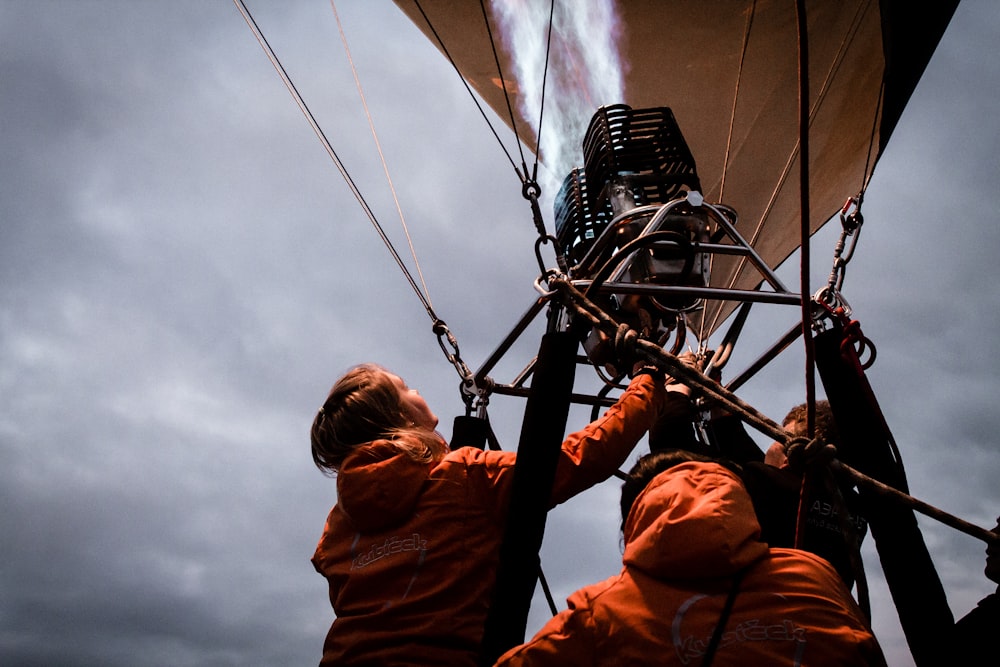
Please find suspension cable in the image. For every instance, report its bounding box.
[478,0,532,184]
[532,0,556,189]
[698,0,756,344]
[234,0,433,318]
[329,0,434,310]
[472,0,555,255]
[701,0,873,341]
[553,276,1000,547]
[796,0,817,437]
[411,0,523,181]
[414,1,551,225]
[719,0,756,203]
[235,0,479,385]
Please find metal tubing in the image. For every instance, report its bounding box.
[575,280,802,306]
[473,296,549,385]
[726,322,804,393]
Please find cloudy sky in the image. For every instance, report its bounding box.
[2,1,998,665]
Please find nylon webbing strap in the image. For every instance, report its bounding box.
[814,325,904,487]
[814,323,953,666]
[451,415,488,450]
[479,331,577,666]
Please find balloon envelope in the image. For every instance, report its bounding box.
[394,0,958,337]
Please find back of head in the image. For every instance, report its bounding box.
[311,363,410,474]
[782,399,840,447]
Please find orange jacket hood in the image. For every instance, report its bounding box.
[623,461,768,578]
[335,439,432,533]
[496,459,887,666]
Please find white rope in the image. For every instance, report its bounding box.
[233,0,436,320]
[329,0,434,310]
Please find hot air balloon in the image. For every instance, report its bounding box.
[393,0,959,351]
[240,2,995,665]
[388,3,976,665]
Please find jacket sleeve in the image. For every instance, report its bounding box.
[547,373,672,507]
[448,374,671,520]
[493,599,598,667]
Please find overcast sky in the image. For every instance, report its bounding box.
[2,1,998,665]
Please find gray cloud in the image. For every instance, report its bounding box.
[2,2,998,666]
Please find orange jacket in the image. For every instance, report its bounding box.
[495,461,887,667]
[312,374,670,666]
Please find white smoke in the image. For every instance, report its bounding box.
[490,0,627,210]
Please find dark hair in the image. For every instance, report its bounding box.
[619,449,742,528]
[310,363,444,474]
[782,399,839,447]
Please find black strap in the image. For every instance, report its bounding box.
[814,324,953,666]
[702,571,744,667]
[450,415,488,450]
[478,331,578,666]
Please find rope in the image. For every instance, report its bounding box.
[235,0,477,387]
[552,278,788,442]
[786,413,1000,545]
[832,460,1000,546]
[719,0,756,203]
[701,0,873,340]
[795,0,818,443]
[329,0,434,310]
[549,277,1000,548]
[233,0,436,322]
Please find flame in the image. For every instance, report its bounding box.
[490,0,627,206]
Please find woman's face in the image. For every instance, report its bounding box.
[390,373,438,431]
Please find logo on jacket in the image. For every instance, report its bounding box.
[351,533,428,570]
[673,593,807,664]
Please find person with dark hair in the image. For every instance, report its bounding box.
[309,362,689,666]
[652,391,866,587]
[948,516,1000,661]
[706,399,867,588]
[761,400,841,467]
[494,449,887,666]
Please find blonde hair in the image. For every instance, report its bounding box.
[310,363,445,474]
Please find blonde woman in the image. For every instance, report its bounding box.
[309,362,687,666]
